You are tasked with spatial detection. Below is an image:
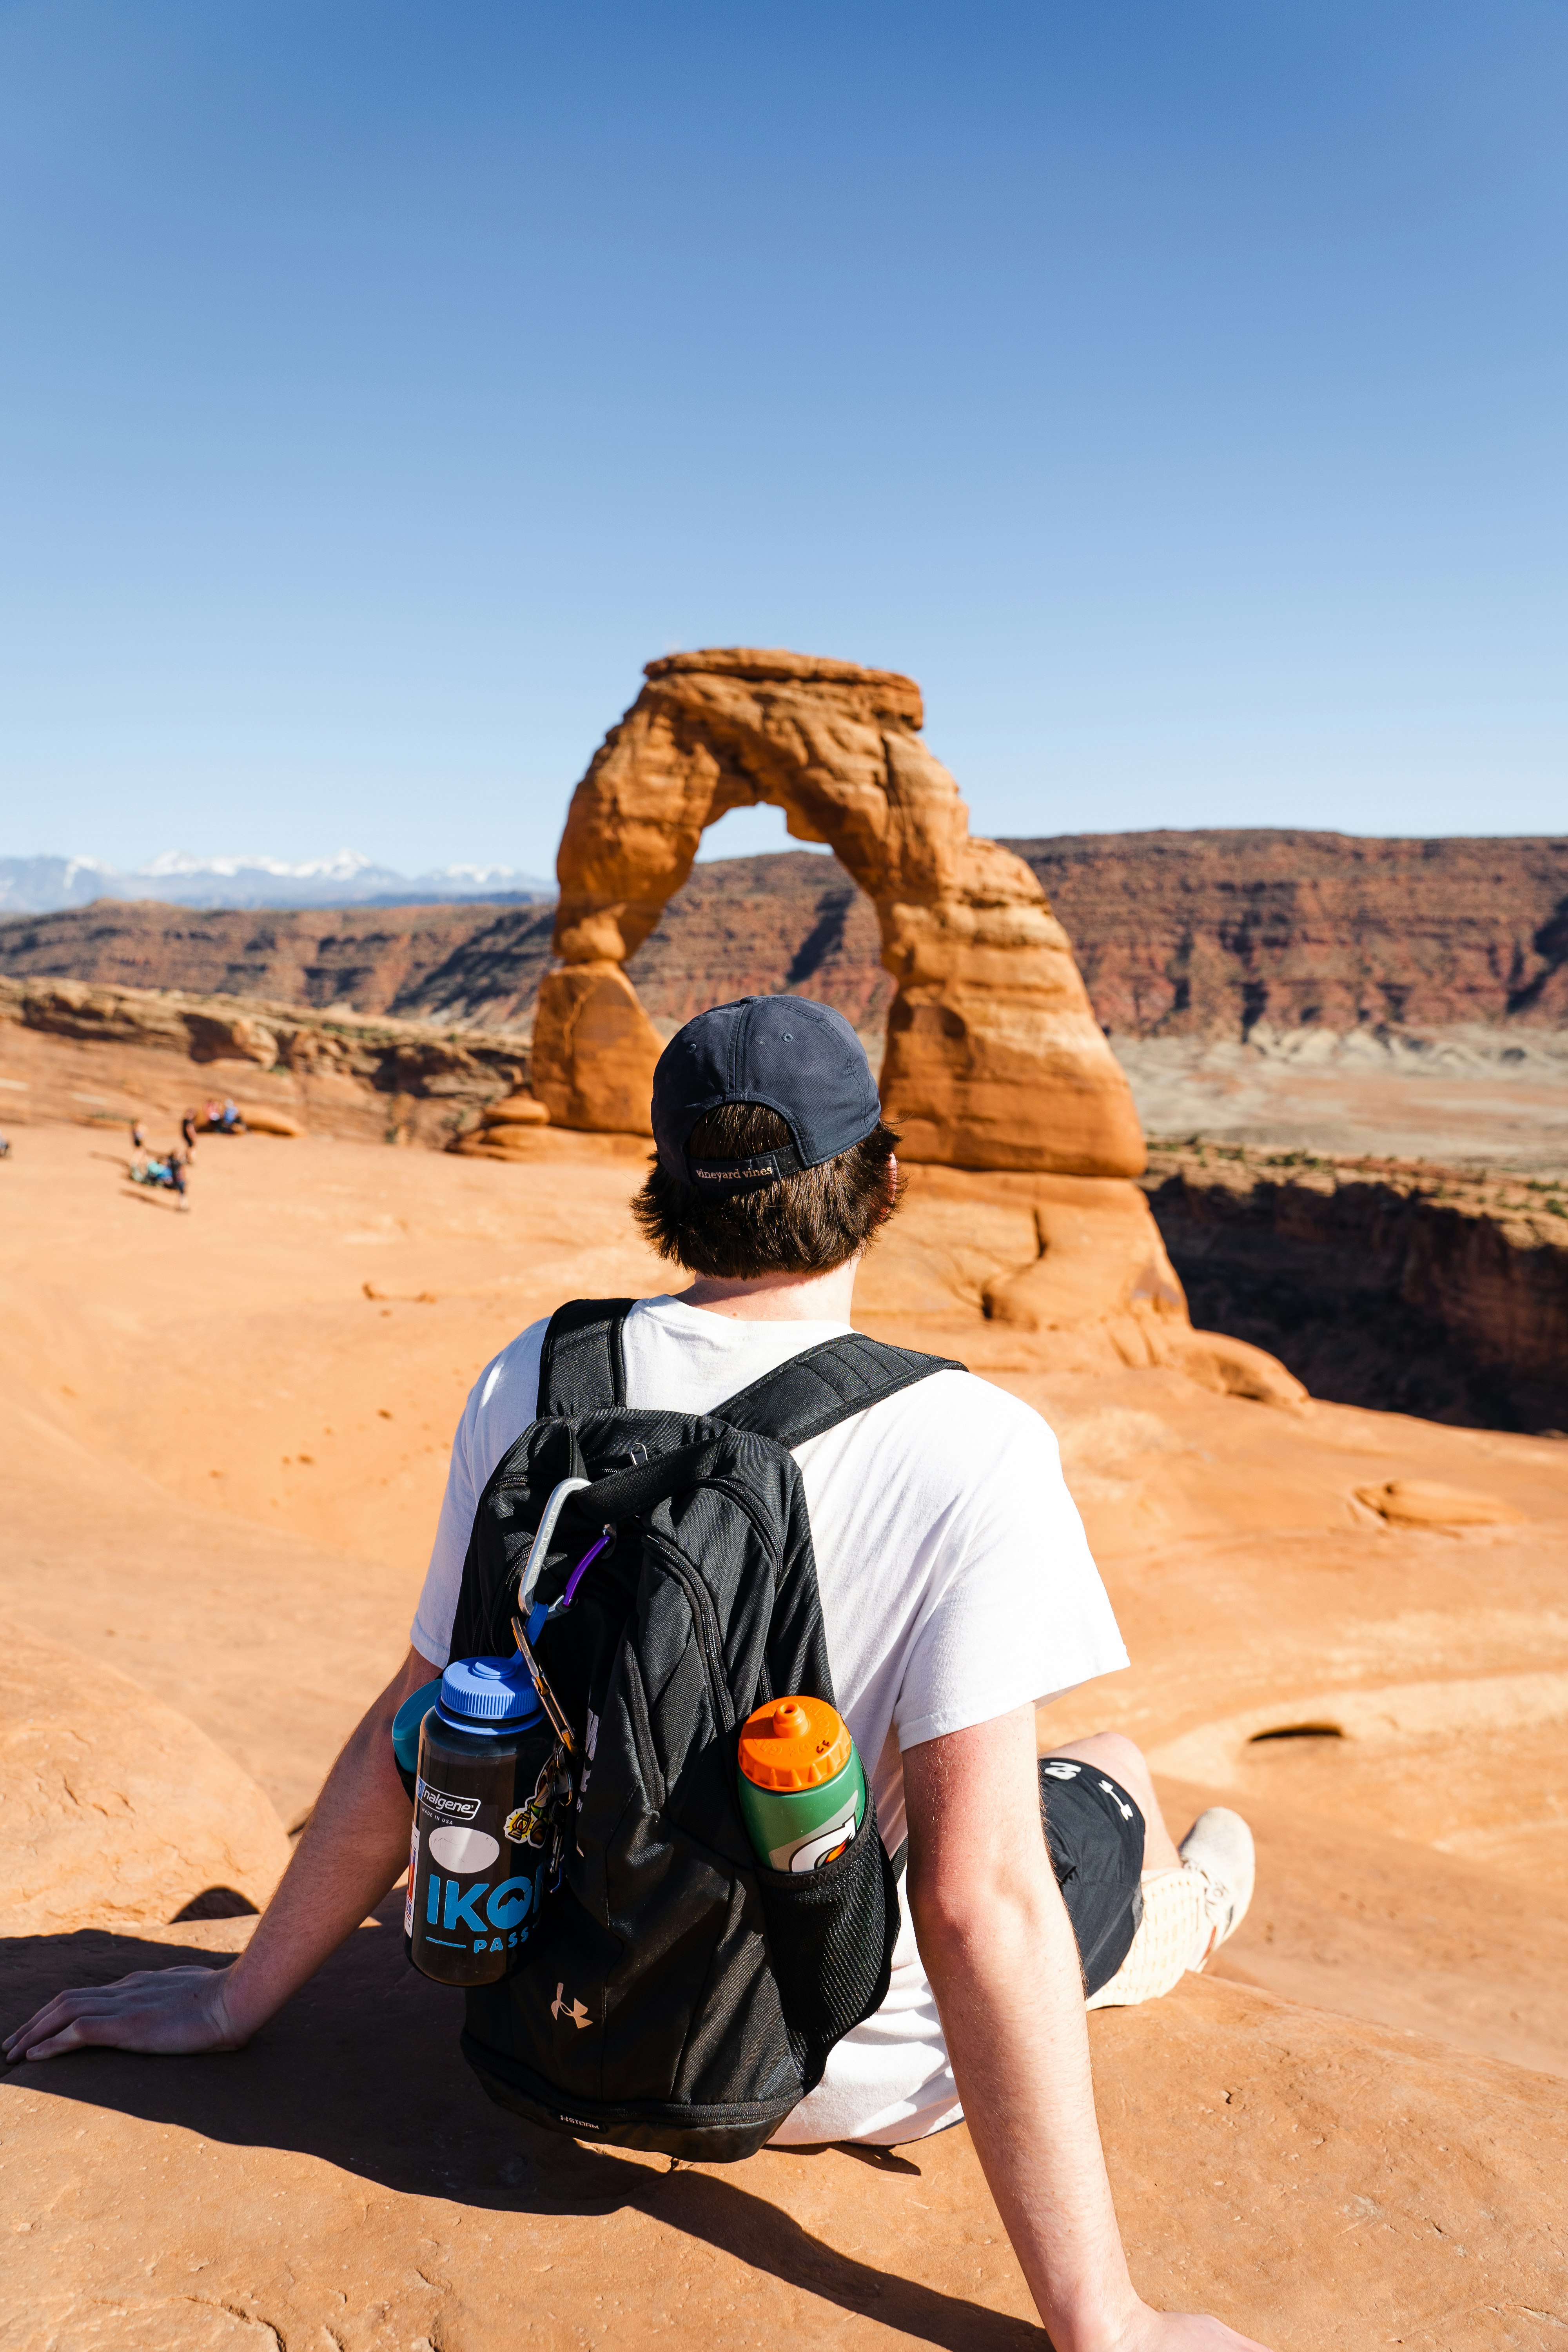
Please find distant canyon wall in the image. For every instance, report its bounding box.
[2,829,1564,1047]
[1018,830,1568,1040]
[0,898,557,1028]
[0,866,877,1042]
[1143,1144,1568,1436]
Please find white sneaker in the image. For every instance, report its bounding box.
[1178,1808,1256,1966]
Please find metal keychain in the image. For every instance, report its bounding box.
[511,1610,576,1753]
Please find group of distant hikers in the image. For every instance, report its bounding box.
[124,1099,245,1209]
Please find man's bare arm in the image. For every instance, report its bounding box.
[5,1646,435,2063]
[904,1706,1272,2352]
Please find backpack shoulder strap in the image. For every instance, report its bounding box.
[713,1334,965,1451]
[537,1296,635,1417]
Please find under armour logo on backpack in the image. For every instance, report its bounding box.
[550,1982,592,2030]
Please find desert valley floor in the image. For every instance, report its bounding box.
[3,1123,1567,2350]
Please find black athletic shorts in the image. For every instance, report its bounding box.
[1038,1756,1146,1996]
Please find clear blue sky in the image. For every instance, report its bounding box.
[2,0,1563,876]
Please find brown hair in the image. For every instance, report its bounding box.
[632,1100,902,1280]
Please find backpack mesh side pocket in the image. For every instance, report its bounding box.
[754,1794,900,2096]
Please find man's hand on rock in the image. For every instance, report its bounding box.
[4,1965,243,2063]
[5,1651,436,2077]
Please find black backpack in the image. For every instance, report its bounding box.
[447,1296,962,2162]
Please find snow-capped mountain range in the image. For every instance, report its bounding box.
[0,851,554,915]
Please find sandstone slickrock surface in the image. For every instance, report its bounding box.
[526,650,1144,1175]
[3,1127,1568,2346]
[1352,1478,1520,1527]
[895,1166,1306,1404]
[0,974,528,1148]
[4,1911,1564,2352]
[0,1620,290,1933]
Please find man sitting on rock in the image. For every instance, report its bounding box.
[7,995,1265,2352]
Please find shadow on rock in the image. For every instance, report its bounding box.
[637,2164,1038,2348]
[1,1897,1038,2350]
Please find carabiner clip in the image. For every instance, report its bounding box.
[515,1476,591,1617]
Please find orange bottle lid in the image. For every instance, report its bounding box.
[738,1694,851,1791]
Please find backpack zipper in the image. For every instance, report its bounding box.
[642,1528,735,1732]
[694,1477,782,1572]
[620,1645,665,1807]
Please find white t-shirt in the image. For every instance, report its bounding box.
[411,1294,1127,2146]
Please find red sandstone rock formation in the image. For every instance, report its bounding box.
[528,650,1145,1176]
[892,1165,1308,1406]
[1,1619,289,1932]
[0,975,528,1148]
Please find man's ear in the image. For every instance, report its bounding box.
[883,1153,900,1219]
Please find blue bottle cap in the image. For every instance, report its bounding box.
[437,1654,544,1735]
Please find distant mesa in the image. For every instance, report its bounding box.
[1015,828,1568,1038]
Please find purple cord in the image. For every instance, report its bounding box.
[560,1529,612,1612]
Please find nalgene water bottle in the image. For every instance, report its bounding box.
[404,1655,562,1986]
[737,1695,866,1872]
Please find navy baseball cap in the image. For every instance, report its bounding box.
[651,996,882,1194]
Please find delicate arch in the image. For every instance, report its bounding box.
[529,649,1145,1178]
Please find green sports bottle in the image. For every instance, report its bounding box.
[737,1694,866,1872]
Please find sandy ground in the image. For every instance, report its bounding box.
[2,1123,1567,2348]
